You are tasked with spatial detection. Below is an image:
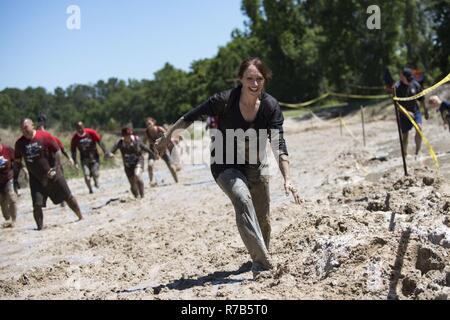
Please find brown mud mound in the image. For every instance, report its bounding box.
[259,169,450,300]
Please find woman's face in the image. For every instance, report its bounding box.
[240,64,265,98]
[124,135,132,144]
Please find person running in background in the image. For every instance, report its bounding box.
[429,95,450,132]
[143,117,178,186]
[109,127,154,198]
[388,68,429,157]
[14,119,83,230]
[71,121,112,194]
[0,139,17,228]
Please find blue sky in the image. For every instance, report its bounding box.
[0,0,246,91]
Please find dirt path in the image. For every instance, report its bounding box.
[1,108,449,300]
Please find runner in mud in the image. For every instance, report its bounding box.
[156,57,302,279]
[109,127,154,198]
[388,68,429,157]
[0,139,17,228]
[14,119,83,230]
[71,121,112,194]
[143,117,179,186]
[428,95,450,132]
[37,114,74,208]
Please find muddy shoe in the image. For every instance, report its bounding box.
[2,221,15,228]
[252,262,273,281]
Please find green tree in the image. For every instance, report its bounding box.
[427,0,450,74]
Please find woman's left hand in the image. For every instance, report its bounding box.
[284,179,302,205]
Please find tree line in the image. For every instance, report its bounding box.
[1,0,449,131]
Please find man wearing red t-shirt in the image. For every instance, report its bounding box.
[37,116,75,207]
[70,121,111,194]
[36,117,74,167]
[0,140,17,228]
[14,119,83,230]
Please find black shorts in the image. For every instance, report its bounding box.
[399,110,422,133]
[81,158,100,177]
[148,151,172,166]
[29,173,72,207]
[124,159,144,179]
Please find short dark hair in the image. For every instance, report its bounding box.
[121,127,133,136]
[237,57,272,83]
[146,117,156,125]
[402,68,414,81]
[37,113,47,124]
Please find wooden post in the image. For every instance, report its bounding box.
[361,105,366,147]
[339,112,343,137]
[393,87,408,176]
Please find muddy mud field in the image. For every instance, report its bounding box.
[1,104,449,300]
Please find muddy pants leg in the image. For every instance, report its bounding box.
[216,168,272,269]
[135,165,144,198]
[125,167,139,198]
[33,205,44,230]
[162,153,178,183]
[5,181,17,223]
[148,159,155,186]
[65,196,83,220]
[82,162,93,193]
[0,191,10,221]
[246,167,271,251]
[91,162,100,188]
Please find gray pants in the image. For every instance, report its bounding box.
[0,180,17,222]
[216,166,272,269]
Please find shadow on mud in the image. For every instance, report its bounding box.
[151,261,252,294]
[387,228,412,300]
[116,262,252,295]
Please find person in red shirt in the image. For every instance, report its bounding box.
[37,114,75,208]
[36,114,74,167]
[70,121,111,194]
[0,139,17,228]
[14,118,83,230]
[143,117,178,187]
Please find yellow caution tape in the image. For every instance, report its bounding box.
[329,92,390,99]
[280,92,389,109]
[280,93,330,108]
[395,102,439,169]
[281,72,450,109]
[348,84,385,90]
[393,72,450,102]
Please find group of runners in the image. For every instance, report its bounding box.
[0,116,180,231]
[1,58,449,279]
